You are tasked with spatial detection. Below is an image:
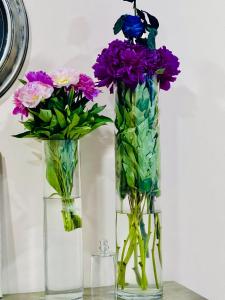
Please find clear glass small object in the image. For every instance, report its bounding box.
[91,240,116,297]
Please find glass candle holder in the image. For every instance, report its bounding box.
[91,240,116,298]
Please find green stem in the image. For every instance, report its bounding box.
[133,238,141,286]
[134,0,137,15]
[61,198,82,232]
[117,198,162,292]
[137,227,148,290]
[152,215,159,289]
[156,214,162,267]
[117,217,133,289]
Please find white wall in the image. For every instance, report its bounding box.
[0,0,224,299]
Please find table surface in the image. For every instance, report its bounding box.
[2,282,207,300]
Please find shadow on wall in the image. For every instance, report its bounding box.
[68,17,91,45]
[27,15,94,75]
[0,154,18,294]
[160,84,197,280]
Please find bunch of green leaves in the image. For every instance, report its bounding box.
[115,77,160,201]
[45,139,82,230]
[14,86,112,140]
[45,140,78,199]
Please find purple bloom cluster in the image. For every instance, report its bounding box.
[93,40,180,91]
[156,46,180,91]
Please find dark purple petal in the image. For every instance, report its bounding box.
[160,80,171,91]
[93,39,155,91]
[76,74,100,101]
[155,46,180,90]
[26,71,53,86]
[13,105,29,118]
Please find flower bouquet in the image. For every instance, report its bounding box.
[12,69,112,298]
[93,0,180,298]
[12,69,111,232]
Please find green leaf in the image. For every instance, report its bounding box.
[28,109,40,118]
[13,131,34,138]
[36,130,50,138]
[66,113,80,137]
[113,15,125,35]
[136,88,149,112]
[123,163,136,188]
[69,113,80,129]
[22,120,35,130]
[139,178,152,193]
[49,97,64,111]
[144,12,159,30]
[147,28,158,50]
[39,109,52,122]
[73,106,83,115]
[122,141,137,167]
[69,126,92,139]
[72,214,82,229]
[90,104,106,115]
[115,103,123,128]
[46,163,62,195]
[155,68,165,75]
[54,108,67,128]
[78,112,88,125]
[68,87,75,106]
[65,105,71,117]
[122,128,138,148]
[94,116,113,124]
[50,115,58,129]
[19,79,27,85]
[50,133,65,140]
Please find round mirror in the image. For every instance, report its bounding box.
[0,0,29,97]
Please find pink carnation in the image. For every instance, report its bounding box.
[50,68,79,88]
[16,82,53,108]
[12,91,29,118]
[76,74,100,101]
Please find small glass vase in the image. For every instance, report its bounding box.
[91,240,116,293]
[43,140,83,300]
[115,77,163,299]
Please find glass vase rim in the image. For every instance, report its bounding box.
[42,139,79,142]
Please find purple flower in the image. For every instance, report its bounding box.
[93,40,158,91]
[76,74,100,101]
[26,71,53,86]
[156,46,180,91]
[93,39,180,91]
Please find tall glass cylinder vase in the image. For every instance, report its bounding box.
[115,77,162,299]
[43,140,83,300]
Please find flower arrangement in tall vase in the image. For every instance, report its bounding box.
[11,69,112,299]
[93,0,180,299]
